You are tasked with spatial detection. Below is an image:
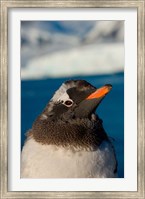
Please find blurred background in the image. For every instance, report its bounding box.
[21,21,124,177]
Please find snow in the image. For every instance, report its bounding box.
[21,43,124,79]
[21,21,124,80]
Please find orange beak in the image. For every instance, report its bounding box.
[86,84,112,100]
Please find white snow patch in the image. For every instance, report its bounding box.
[21,43,124,80]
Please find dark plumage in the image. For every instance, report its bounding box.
[29,80,110,149]
[31,115,108,149]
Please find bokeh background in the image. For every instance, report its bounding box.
[21,21,124,178]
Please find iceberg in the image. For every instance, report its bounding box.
[21,43,124,80]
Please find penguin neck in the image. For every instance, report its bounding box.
[30,114,109,150]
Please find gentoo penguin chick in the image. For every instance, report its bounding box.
[21,80,118,178]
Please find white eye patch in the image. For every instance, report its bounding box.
[57,92,73,107]
[57,92,70,102]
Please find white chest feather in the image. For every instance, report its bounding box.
[21,138,117,178]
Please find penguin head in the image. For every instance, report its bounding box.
[32,80,112,148]
[42,80,112,121]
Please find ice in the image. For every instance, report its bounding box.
[21,43,124,79]
[21,21,124,80]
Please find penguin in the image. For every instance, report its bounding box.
[21,80,118,178]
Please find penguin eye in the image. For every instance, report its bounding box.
[63,100,73,107]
